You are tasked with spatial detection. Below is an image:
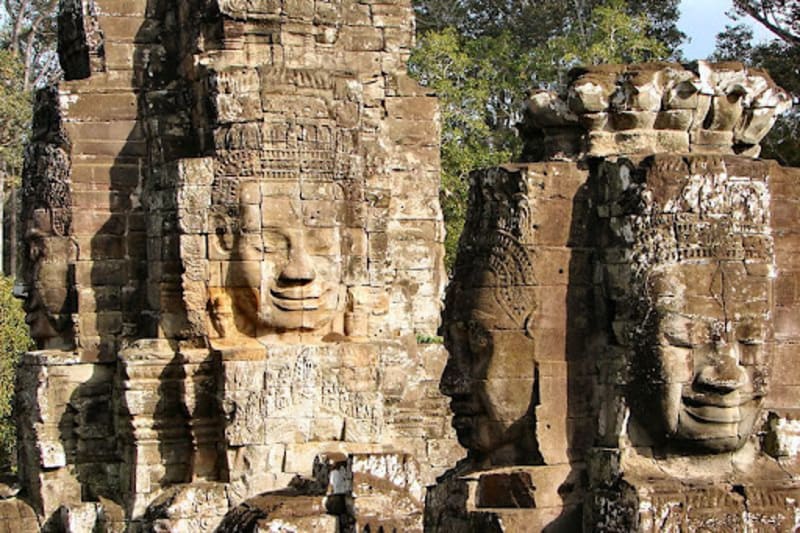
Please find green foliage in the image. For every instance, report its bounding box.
[0,0,60,89]
[0,49,32,182]
[412,0,684,52]
[416,333,444,345]
[0,275,32,469]
[410,0,676,271]
[548,0,669,71]
[409,29,521,270]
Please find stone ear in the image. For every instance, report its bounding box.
[210,214,236,257]
[524,312,535,340]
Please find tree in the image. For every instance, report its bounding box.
[412,0,684,53]
[0,49,31,275]
[410,0,678,269]
[0,275,31,469]
[733,0,800,46]
[547,0,669,75]
[409,29,523,269]
[1,0,60,90]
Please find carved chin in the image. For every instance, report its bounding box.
[26,311,69,346]
[670,401,761,452]
[453,416,499,456]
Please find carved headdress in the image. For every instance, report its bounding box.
[610,155,774,285]
[452,167,537,329]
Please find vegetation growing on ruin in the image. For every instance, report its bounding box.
[0,275,32,469]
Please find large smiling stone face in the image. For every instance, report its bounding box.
[630,261,772,452]
[202,63,372,342]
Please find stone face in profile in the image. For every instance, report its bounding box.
[18,89,75,350]
[441,282,537,460]
[440,168,539,466]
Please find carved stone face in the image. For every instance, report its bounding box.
[211,118,357,338]
[19,208,74,348]
[630,261,772,452]
[440,280,536,459]
[222,213,344,335]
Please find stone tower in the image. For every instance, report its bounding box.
[12,0,460,530]
[427,62,800,532]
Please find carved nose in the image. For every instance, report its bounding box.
[279,239,316,283]
[695,346,747,394]
[440,356,469,396]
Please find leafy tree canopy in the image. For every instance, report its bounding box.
[0,275,32,469]
[0,49,31,182]
[410,0,679,269]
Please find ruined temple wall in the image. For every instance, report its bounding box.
[16,0,458,528]
[15,0,156,517]
[57,0,153,359]
[766,163,800,452]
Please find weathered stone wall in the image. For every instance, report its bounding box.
[524,62,792,161]
[767,163,800,440]
[14,0,458,530]
[428,63,800,532]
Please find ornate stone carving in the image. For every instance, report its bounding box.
[430,163,593,531]
[17,87,76,350]
[601,155,775,453]
[433,63,799,532]
[442,167,539,466]
[205,67,367,340]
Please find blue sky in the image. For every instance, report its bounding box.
[679,0,777,59]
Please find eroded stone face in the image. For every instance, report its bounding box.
[605,155,777,454]
[441,169,539,465]
[631,261,772,452]
[20,208,74,345]
[18,95,75,350]
[207,72,365,339]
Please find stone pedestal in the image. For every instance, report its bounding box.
[586,448,800,531]
[425,465,584,532]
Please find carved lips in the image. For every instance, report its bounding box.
[681,393,751,424]
[269,282,333,312]
[263,280,340,331]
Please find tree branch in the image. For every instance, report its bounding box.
[9,0,32,53]
[735,0,800,46]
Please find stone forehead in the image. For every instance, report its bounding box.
[444,283,531,331]
[625,156,775,268]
